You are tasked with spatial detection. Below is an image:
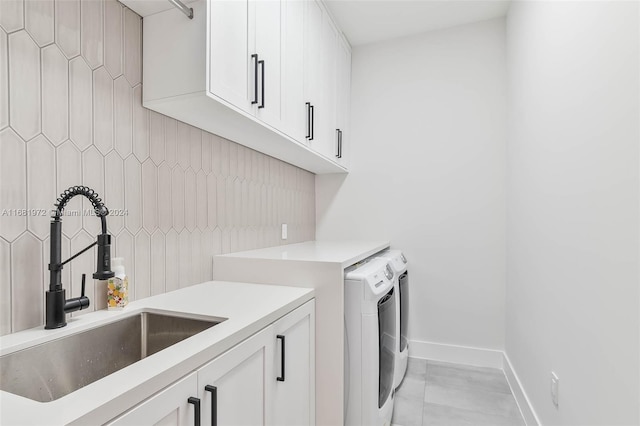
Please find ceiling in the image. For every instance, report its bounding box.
[324,0,511,46]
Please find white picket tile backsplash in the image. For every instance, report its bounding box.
[123,7,140,86]
[104,151,125,234]
[26,135,56,240]
[25,0,54,47]
[184,169,196,232]
[54,0,80,58]
[149,111,164,165]
[104,0,123,78]
[69,56,93,149]
[42,44,69,145]
[0,239,11,335]
[1,29,8,131]
[132,85,148,160]
[114,75,133,157]
[11,232,44,331]
[8,30,41,141]
[141,159,158,232]
[0,0,316,335]
[93,67,115,154]
[1,129,27,241]
[80,0,103,69]
[0,0,24,33]
[134,230,151,300]
[150,230,165,295]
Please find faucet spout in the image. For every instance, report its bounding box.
[45,186,115,329]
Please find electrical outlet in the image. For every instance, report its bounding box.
[281,223,288,240]
[551,372,559,408]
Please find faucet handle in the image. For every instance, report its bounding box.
[62,274,91,314]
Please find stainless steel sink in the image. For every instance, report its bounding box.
[0,310,225,402]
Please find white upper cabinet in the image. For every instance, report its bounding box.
[252,0,283,129]
[303,1,346,162]
[303,0,322,147]
[208,0,282,126]
[335,36,351,167]
[281,0,306,142]
[316,13,338,160]
[137,0,350,174]
[208,0,252,113]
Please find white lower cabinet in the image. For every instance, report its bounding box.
[197,325,271,426]
[107,300,315,426]
[271,302,315,426]
[107,373,198,426]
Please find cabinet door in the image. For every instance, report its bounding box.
[318,13,338,160]
[252,0,283,129]
[303,0,322,147]
[314,14,338,160]
[197,326,273,426]
[281,0,306,142]
[209,0,253,113]
[335,37,351,167]
[107,373,198,426]
[271,300,316,426]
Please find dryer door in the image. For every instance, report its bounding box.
[399,272,409,352]
[377,288,396,408]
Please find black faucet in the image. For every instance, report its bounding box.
[45,186,115,329]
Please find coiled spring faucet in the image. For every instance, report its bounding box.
[46,186,115,329]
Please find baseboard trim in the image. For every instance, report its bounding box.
[503,353,541,426]
[408,339,504,369]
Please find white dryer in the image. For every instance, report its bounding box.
[376,250,409,389]
[344,258,396,426]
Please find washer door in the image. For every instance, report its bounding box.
[377,288,396,408]
[399,272,409,352]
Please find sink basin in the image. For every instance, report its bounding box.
[0,310,225,402]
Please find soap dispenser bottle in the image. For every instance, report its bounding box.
[107,257,128,310]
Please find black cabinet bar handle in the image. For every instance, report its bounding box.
[338,129,343,158]
[258,60,265,109]
[277,334,286,381]
[309,105,314,141]
[188,397,201,426]
[335,129,340,158]
[251,54,258,105]
[204,385,217,426]
[305,103,311,139]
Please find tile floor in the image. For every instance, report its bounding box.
[392,358,525,426]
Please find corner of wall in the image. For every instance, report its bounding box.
[503,352,541,426]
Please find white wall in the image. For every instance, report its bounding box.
[316,18,508,353]
[505,1,640,425]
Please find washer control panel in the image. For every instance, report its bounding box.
[384,264,394,281]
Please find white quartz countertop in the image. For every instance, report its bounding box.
[0,281,314,425]
[216,240,390,268]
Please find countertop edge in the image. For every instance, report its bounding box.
[215,241,391,268]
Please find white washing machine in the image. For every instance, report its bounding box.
[344,258,396,426]
[376,250,409,389]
